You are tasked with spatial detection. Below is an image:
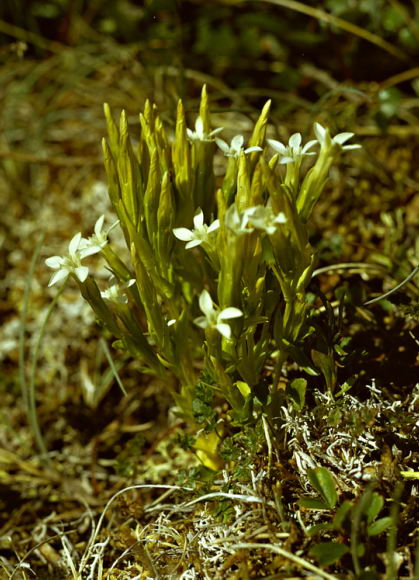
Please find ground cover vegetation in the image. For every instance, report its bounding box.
[0,1,418,578]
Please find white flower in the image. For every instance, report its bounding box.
[314,122,361,151]
[215,135,262,158]
[245,205,287,235]
[224,204,286,236]
[224,204,254,235]
[267,133,317,164]
[173,209,220,249]
[79,215,120,258]
[100,278,135,304]
[186,117,224,142]
[194,290,243,339]
[45,232,89,287]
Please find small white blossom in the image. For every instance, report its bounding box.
[186,117,224,142]
[45,232,89,287]
[216,135,262,158]
[224,204,254,235]
[314,122,361,151]
[100,278,135,304]
[245,205,287,235]
[79,215,119,258]
[267,133,317,164]
[224,204,286,236]
[194,290,243,339]
[173,209,220,249]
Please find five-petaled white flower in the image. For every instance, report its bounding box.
[245,205,287,235]
[314,122,361,151]
[224,204,287,236]
[79,215,120,258]
[100,278,136,304]
[267,133,318,164]
[45,232,89,287]
[186,117,224,142]
[194,289,243,339]
[215,135,262,158]
[224,204,254,235]
[173,209,220,249]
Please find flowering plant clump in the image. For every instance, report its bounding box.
[46,86,361,462]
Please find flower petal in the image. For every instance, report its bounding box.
[279,156,295,164]
[45,256,64,269]
[173,228,194,241]
[199,289,214,317]
[333,132,354,145]
[218,307,243,320]
[207,219,220,233]
[68,232,82,256]
[342,143,362,150]
[80,245,102,259]
[244,146,263,154]
[313,122,326,143]
[302,139,318,153]
[231,135,244,150]
[193,209,204,229]
[267,139,287,155]
[48,268,69,287]
[185,239,202,249]
[215,323,231,339]
[195,117,204,136]
[215,138,229,154]
[275,212,287,224]
[194,315,209,329]
[94,215,105,236]
[75,266,89,283]
[209,127,224,137]
[289,133,302,148]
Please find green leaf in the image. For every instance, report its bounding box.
[286,377,307,410]
[309,541,349,566]
[307,467,338,509]
[299,498,331,511]
[307,522,335,536]
[367,516,392,536]
[311,348,336,394]
[366,492,384,524]
[333,500,352,528]
[235,381,251,398]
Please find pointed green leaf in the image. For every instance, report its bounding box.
[286,377,307,411]
[309,541,349,566]
[143,147,160,246]
[103,102,119,155]
[366,492,385,523]
[333,500,352,528]
[367,516,392,536]
[299,498,331,510]
[307,467,338,509]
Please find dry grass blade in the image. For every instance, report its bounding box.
[226,542,340,579]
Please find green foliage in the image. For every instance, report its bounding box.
[192,377,217,426]
[309,541,349,566]
[300,467,338,510]
[301,471,394,573]
[46,86,361,434]
[286,377,307,411]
